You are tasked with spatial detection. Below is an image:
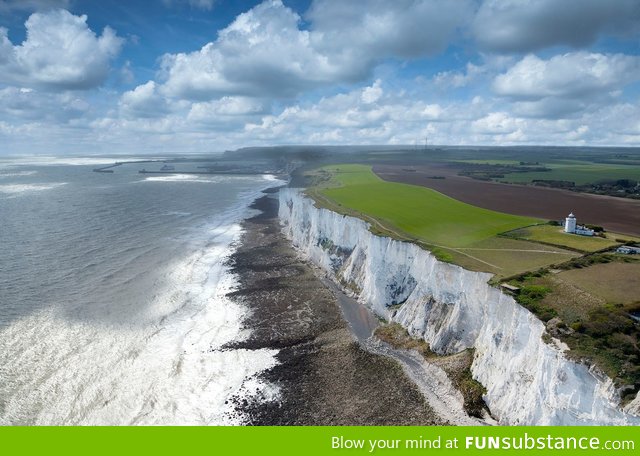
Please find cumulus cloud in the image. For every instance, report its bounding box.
[494,53,640,100]
[596,103,640,140]
[492,52,640,117]
[472,111,522,135]
[238,78,640,147]
[187,97,267,127]
[158,0,473,101]
[0,86,90,122]
[244,80,450,144]
[473,0,640,53]
[470,108,640,146]
[189,96,265,117]
[307,0,474,62]
[361,79,383,104]
[119,81,170,118]
[0,9,123,90]
[433,62,487,89]
[509,98,595,119]
[6,76,640,153]
[159,0,346,100]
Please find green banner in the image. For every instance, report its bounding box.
[1,426,637,456]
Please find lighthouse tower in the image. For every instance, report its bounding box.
[564,212,577,233]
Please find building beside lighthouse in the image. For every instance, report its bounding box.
[564,212,595,236]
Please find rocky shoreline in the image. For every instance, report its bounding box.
[226,191,444,425]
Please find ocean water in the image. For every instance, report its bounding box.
[0,158,281,425]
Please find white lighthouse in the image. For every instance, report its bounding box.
[564,212,577,233]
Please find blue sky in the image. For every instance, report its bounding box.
[0,0,639,155]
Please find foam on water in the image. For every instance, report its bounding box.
[0,225,277,424]
[163,211,192,217]
[0,172,285,425]
[140,174,223,184]
[0,182,67,195]
[0,170,38,178]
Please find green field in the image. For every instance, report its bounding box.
[307,164,623,279]
[453,154,640,185]
[312,164,540,248]
[451,237,578,277]
[504,225,619,252]
[454,159,523,165]
[501,163,640,185]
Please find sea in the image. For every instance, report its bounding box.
[0,156,281,425]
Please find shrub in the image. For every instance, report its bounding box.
[538,306,559,322]
[585,224,604,232]
[519,285,551,301]
[571,321,585,332]
[583,308,633,337]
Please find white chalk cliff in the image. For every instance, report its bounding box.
[279,188,640,425]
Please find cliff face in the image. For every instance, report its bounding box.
[279,188,640,425]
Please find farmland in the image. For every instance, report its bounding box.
[373,164,640,236]
[500,163,640,185]
[307,164,581,278]
[311,164,539,248]
[449,154,640,186]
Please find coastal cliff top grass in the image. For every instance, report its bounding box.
[504,224,619,252]
[306,164,540,248]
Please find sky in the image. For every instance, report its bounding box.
[0,0,639,155]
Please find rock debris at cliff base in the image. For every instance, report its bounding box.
[226,194,444,425]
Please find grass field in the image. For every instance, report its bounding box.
[451,237,578,277]
[307,164,576,278]
[454,159,523,165]
[558,262,640,305]
[452,156,640,185]
[501,163,640,185]
[312,164,540,248]
[603,232,640,243]
[504,225,619,252]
